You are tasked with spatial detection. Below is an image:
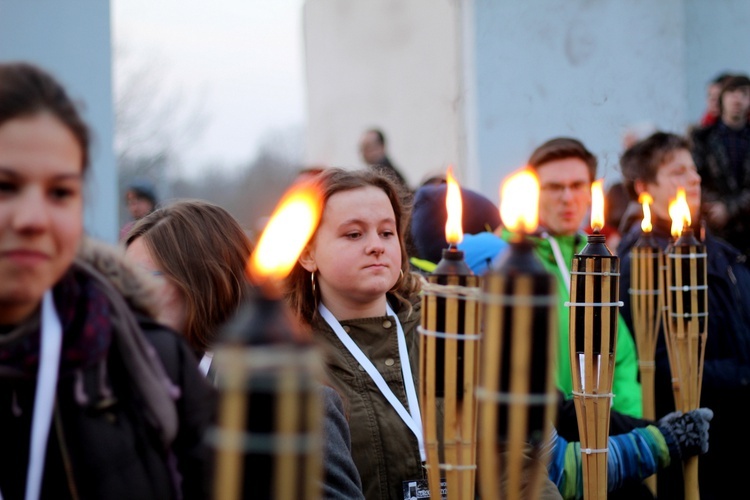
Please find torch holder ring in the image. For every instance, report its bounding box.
[480,292,557,307]
[667,284,708,292]
[581,447,609,455]
[667,252,708,259]
[416,325,481,341]
[570,270,621,277]
[475,387,558,405]
[571,391,614,399]
[419,277,482,300]
[437,463,477,472]
[629,288,662,296]
[668,311,709,319]
[564,301,624,307]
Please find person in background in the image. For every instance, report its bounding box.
[0,61,215,499]
[119,177,158,241]
[697,72,733,128]
[690,74,750,259]
[124,199,363,499]
[408,181,506,275]
[498,137,643,418]
[618,131,750,500]
[358,127,410,193]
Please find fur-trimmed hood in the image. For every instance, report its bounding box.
[74,237,163,321]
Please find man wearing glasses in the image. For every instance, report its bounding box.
[498,137,643,419]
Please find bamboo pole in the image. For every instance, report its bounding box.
[663,229,708,500]
[568,233,620,500]
[630,236,664,494]
[419,248,481,500]
[477,238,557,500]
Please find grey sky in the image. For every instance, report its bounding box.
[113,0,306,177]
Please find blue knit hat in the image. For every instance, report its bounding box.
[127,178,158,206]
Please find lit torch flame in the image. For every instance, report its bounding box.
[445,166,464,246]
[499,168,539,237]
[249,182,323,285]
[639,192,653,233]
[668,187,691,239]
[590,180,605,233]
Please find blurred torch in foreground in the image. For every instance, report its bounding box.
[211,181,325,500]
[567,180,620,500]
[664,188,708,500]
[477,169,557,500]
[419,166,482,500]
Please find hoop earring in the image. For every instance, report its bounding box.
[311,271,316,295]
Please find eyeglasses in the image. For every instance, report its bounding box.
[540,181,589,197]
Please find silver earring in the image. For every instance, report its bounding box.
[311,271,316,294]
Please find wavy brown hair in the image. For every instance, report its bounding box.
[285,168,421,326]
[125,199,254,354]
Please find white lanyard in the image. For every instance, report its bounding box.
[199,351,213,376]
[2,291,63,500]
[318,303,425,461]
[543,232,571,294]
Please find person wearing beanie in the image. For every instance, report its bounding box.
[408,182,507,274]
[119,178,158,241]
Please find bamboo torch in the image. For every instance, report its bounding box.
[210,182,326,500]
[628,192,663,495]
[663,188,708,500]
[419,166,482,500]
[477,169,557,500]
[567,180,620,500]
[629,192,663,421]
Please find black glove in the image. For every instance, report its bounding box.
[657,408,714,461]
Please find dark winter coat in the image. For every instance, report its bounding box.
[618,220,750,500]
[0,240,216,500]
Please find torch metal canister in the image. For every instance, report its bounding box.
[567,232,621,500]
[663,227,707,500]
[210,291,326,500]
[419,246,481,500]
[477,237,557,500]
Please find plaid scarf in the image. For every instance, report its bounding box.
[0,268,112,377]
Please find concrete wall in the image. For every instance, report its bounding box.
[0,1,117,243]
[472,0,688,202]
[303,0,750,207]
[303,0,464,189]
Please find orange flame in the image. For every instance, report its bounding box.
[445,166,463,245]
[639,192,653,233]
[590,180,605,232]
[499,169,539,234]
[668,187,691,238]
[249,182,322,283]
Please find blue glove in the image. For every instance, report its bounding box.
[657,408,713,460]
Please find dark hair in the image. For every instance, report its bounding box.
[285,167,420,325]
[0,61,90,171]
[367,128,386,146]
[126,199,254,354]
[619,131,690,199]
[719,74,750,114]
[527,137,597,182]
